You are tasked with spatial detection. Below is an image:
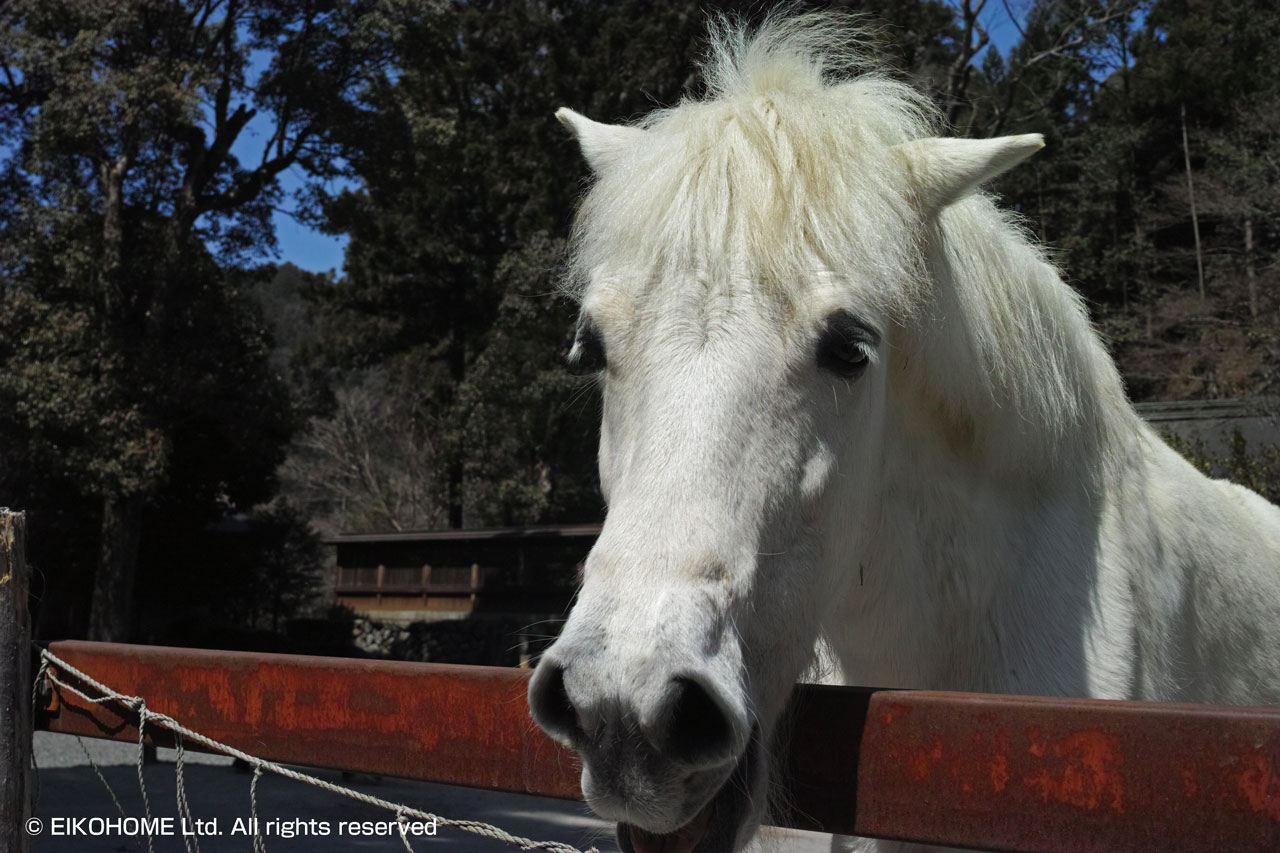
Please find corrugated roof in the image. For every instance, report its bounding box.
[1135,398,1275,422]
[323,523,602,546]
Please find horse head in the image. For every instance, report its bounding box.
[529,16,1043,852]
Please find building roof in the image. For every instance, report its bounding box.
[323,523,602,546]
[1134,398,1275,423]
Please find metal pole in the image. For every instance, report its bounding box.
[0,509,31,853]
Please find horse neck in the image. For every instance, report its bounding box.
[821,197,1144,691]
[891,195,1139,487]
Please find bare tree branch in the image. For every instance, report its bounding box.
[963,0,1142,136]
[946,0,991,130]
[280,373,445,536]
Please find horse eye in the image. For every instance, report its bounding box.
[817,310,879,379]
[566,321,606,375]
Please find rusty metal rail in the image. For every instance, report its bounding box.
[36,641,1280,851]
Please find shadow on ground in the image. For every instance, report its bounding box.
[30,759,618,852]
[30,734,836,852]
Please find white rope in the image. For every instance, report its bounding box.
[135,699,156,853]
[35,655,142,853]
[173,732,201,853]
[249,765,267,853]
[396,811,417,852]
[38,647,599,853]
[75,734,133,824]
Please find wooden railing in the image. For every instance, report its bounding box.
[334,563,483,594]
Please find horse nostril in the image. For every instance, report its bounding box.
[528,661,584,746]
[660,676,739,768]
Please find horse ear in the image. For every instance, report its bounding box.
[555,108,643,173]
[894,134,1045,212]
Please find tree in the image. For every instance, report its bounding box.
[1102,0,1280,399]
[944,0,1144,137]
[299,1,716,528]
[0,0,377,640]
[279,369,445,535]
[299,0,968,530]
[1197,95,1280,320]
[133,502,325,642]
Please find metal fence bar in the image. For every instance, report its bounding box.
[852,690,1280,851]
[37,640,581,800]
[35,640,1280,851]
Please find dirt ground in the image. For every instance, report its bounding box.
[30,733,837,852]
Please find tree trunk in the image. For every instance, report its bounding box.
[447,309,467,530]
[88,495,144,642]
[1132,198,1146,317]
[1036,165,1047,242]
[99,154,131,319]
[447,463,464,529]
[1245,214,1257,319]
[945,0,989,132]
[1180,103,1206,302]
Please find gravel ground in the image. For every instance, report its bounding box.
[30,733,838,852]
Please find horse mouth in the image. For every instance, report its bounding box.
[616,726,760,853]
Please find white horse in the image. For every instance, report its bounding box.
[528,15,1280,853]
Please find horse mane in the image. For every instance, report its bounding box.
[566,12,1140,479]
[906,198,1139,479]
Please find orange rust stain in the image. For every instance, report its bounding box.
[989,730,1009,792]
[1181,770,1198,799]
[991,751,1010,792]
[1237,753,1280,822]
[909,738,944,781]
[1021,730,1125,814]
[1027,726,1045,757]
[881,702,912,726]
[1025,767,1054,802]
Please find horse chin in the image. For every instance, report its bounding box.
[616,726,761,853]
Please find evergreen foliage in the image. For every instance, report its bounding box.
[0,0,376,640]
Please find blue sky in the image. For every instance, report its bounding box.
[227,100,350,276]
[269,175,349,275]
[981,0,1030,59]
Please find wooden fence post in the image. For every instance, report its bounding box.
[0,510,31,853]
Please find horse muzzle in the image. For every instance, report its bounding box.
[528,641,761,851]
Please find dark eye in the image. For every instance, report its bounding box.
[816,310,879,379]
[566,318,606,375]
